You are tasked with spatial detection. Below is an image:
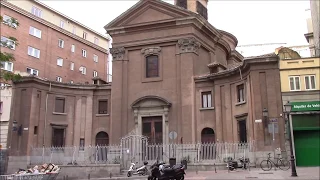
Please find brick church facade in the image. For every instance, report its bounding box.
[8,0,285,161]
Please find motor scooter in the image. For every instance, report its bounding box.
[127,161,149,177]
[226,157,250,171]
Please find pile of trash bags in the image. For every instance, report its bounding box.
[15,163,60,175]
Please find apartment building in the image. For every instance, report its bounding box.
[0,0,110,150]
[305,0,320,57]
[277,47,320,166]
[1,0,110,84]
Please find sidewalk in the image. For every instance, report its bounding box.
[185,167,320,179]
[80,167,320,180]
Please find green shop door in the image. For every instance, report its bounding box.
[294,130,320,166]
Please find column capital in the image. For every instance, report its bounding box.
[178,37,201,54]
[141,47,161,56]
[110,47,125,61]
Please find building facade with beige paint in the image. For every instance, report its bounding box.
[0,85,12,149]
[7,0,286,173]
[278,47,320,166]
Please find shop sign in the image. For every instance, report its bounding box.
[291,101,320,112]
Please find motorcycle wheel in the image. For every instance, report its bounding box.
[127,171,132,177]
[176,176,184,180]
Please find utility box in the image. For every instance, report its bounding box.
[169,158,176,167]
[181,159,188,170]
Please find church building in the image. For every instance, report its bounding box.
[106,0,285,150]
[8,0,285,167]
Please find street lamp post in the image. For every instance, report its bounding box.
[284,101,298,177]
[12,120,18,132]
[262,108,269,126]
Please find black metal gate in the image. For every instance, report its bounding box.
[0,149,8,175]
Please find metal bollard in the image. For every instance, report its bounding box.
[110,172,112,178]
[214,163,217,173]
[88,174,90,179]
[66,175,68,180]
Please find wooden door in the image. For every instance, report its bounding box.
[142,116,163,160]
[142,116,163,144]
[52,128,65,147]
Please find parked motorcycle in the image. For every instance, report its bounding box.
[226,156,250,171]
[148,160,185,180]
[239,156,250,170]
[127,161,149,177]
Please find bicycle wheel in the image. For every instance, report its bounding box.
[278,159,290,171]
[260,160,272,171]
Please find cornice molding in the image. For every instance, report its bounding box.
[195,56,279,81]
[107,16,234,55]
[13,76,111,90]
[1,1,108,54]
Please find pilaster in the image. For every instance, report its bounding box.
[109,47,126,144]
[177,37,200,143]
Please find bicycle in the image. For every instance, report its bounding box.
[260,153,290,171]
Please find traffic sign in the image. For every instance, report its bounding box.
[169,131,177,140]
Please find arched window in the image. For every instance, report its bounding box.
[146,55,159,78]
[95,131,109,146]
[201,128,215,143]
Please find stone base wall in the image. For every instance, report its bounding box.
[6,150,287,178]
[6,156,121,180]
[40,164,121,180]
[6,156,30,174]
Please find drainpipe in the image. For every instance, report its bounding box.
[42,82,51,163]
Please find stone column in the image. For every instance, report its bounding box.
[133,108,139,135]
[177,37,200,143]
[163,107,169,145]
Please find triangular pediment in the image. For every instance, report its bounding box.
[104,0,192,29]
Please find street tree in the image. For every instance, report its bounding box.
[0,15,21,83]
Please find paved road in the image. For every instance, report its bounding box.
[82,167,320,180]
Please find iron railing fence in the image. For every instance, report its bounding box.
[30,141,255,166]
[136,141,255,164]
[30,145,121,165]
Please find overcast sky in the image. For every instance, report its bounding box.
[40,0,310,46]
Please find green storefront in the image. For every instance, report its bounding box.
[291,101,320,166]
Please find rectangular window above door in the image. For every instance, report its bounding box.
[201,91,212,108]
[236,84,245,103]
[98,100,108,114]
[54,97,65,113]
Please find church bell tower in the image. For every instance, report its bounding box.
[174,0,208,20]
